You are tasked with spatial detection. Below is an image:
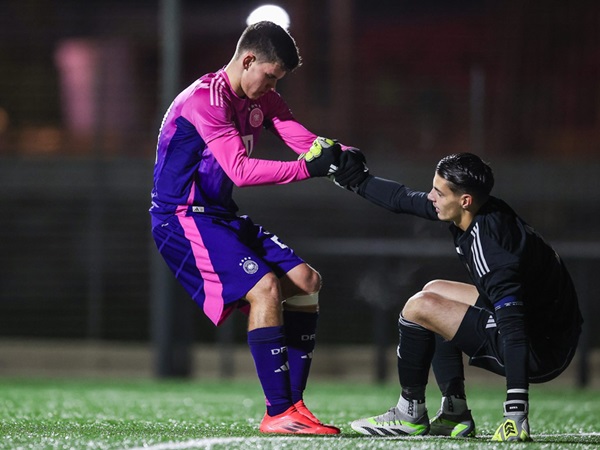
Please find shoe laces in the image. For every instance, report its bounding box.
[373,407,404,423]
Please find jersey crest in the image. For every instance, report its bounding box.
[249,104,264,128]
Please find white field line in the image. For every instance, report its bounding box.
[125,437,320,450]
[125,433,600,450]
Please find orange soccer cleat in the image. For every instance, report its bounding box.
[294,400,341,433]
[259,405,340,434]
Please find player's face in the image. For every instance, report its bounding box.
[241,57,286,99]
[427,174,464,223]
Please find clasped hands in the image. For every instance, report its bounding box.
[299,136,370,190]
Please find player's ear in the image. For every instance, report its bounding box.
[242,53,256,70]
[460,194,473,209]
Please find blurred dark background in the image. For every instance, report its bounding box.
[0,0,598,381]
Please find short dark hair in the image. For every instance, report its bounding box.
[235,21,301,72]
[436,153,494,199]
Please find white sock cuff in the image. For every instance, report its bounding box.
[396,395,426,419]
[284,292,319,307]
[441,395,468,414]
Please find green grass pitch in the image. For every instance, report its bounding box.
[0,378,598,449]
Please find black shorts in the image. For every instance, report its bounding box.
[452,304,579,383]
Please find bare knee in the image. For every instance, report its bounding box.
[402,290,470,339]
[422,279,448,294]
[308,269,322,293]
[246,272,282,307]
[282,265,322,313]
[298,264,322,294]
[281,264,322,298]
[245,272,284,330]
[402,291,437,324]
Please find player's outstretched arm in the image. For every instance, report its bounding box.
[333,151,438,220]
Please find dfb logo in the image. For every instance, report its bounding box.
[301,334,316,341]
[271,346,287,355]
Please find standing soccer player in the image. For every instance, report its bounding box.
[150,21,350,434]
[333,152,583,441]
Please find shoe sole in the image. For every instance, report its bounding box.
[351,423,429,436]
[260,417,340,434]
[430,417,476,437]
[260,426,339,435]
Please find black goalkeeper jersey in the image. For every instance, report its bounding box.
[358,176,583,345]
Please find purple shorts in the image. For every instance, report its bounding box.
[152,213,304,326]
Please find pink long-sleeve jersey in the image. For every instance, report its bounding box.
[150,69,318,226]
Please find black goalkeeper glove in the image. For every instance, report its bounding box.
[333,148,369,190]
[299,137,342,177]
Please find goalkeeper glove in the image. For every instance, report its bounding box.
[333,148,369,190]
[299,137,341,177]
[491,400,532,442]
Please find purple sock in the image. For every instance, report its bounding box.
[283,310,318,404]
[247,325,292,416]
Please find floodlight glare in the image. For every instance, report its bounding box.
[246,5,290,30]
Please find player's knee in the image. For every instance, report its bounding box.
[297,265,322,294]
[423,279,462,297]
[402,291,436,323]
[282,262,322,294]
[283,267,321,312]
[402,295,419,322]
[306,266,323,293]
[247,272,281,305]
[422,279,445,293]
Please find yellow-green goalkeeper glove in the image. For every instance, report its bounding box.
[491,400,532,442]
[299,137,341,177]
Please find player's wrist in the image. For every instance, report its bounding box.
[300,137,341,177]
[503,400,528,416]
[332,148,370,190]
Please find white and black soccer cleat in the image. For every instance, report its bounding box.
[350,406,430,436]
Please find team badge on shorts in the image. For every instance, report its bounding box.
[240,256,259,274]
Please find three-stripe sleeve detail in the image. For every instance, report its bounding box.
[470,223,490,277]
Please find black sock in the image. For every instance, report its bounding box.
[432,334,466,399]
[397,314,435,401]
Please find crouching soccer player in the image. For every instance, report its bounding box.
[332,151,583,441]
